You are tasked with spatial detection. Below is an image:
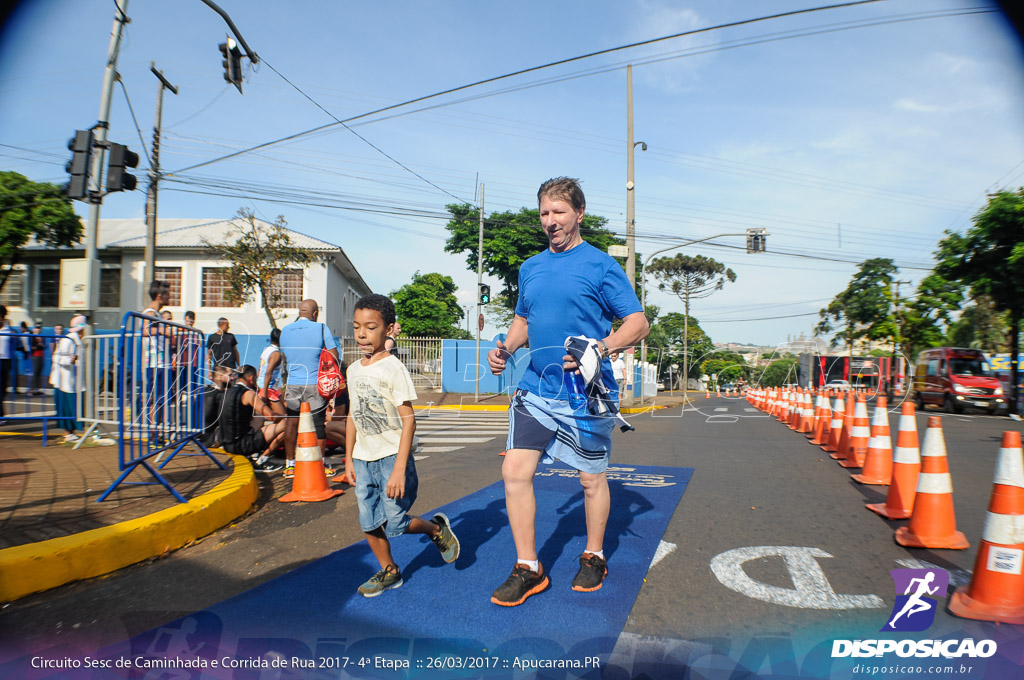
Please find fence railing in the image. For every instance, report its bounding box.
[76,333,119,448]
[0,333,70,445]
[340,336,443,392]
[99,312,224,504]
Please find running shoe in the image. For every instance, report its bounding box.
[254,460,283,473]
[323,465,337,477]
[91,435,116,446]
[430,513,460,563]
[490,563,549,607]
[571,553,608,592]
[283,466,295,479]
[63,433,80,443]
[357,564,403,598]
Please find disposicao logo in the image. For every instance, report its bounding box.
[882,568,948,632]
[831,568,998,660]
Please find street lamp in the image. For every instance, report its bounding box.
[638,228,767,403]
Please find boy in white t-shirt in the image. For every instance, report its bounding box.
[343,294,460,597]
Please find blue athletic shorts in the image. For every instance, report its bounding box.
[505,389,614,474]
[353,454,418,537]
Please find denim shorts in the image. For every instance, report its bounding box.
[353,454,418,538]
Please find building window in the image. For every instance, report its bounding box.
[0,270,25,307]
[266,269,303,309]
[202,268,240,307]
[99,268,121,308]
[154,266,182,306]
[37,269,59,307]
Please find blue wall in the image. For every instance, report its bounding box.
[441,337,527,395]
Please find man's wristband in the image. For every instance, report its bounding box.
[598,339,610,358]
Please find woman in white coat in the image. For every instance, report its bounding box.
[50,315,85,443]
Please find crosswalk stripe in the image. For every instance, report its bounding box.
[418,437,496,444]
[418,446,469,453]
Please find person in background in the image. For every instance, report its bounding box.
[30,322,46,396]
[207,317,239,387]
[49,324,64,356]
[384,321,402,358]
[257,328,286,419]
[0,306,12,422]
[610,351,626,400]
[13,321,29,394]
[51,315,87,443]
[221,365,285,473]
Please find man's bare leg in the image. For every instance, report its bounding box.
[501,448,543,561]
[579,470,610,554]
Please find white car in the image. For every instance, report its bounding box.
[824,380,852,391]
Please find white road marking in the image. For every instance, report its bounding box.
[649,540,677,569]
[710,546,885,609]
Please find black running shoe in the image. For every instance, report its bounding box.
[490,563,549,607]
[571,553,607,592]
[254,460,283,473]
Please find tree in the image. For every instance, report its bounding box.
[645,312,714,388]
[900,273,963,361]
[757,358,799,387]
[0,171,82,292]
[202,209,314,329]
[816,258,899,354]
[936,188,1024,413]
[647,253,736,394]
[444,204,637,315]
[391,271,468,338]
[947,295,1011,350]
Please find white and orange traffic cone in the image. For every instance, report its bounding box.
[822,393,845,453]
[852,396,892,485]
[894,416,969,549]
[867,402,921,519]
[949,432,1024,623]
[279,402,344,503]
[839,394,871,468]
[831,396,855,460]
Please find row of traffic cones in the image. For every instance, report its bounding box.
[746,385,1024,624]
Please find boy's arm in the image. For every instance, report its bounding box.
[262,351,281,395]
[386,401,416,499]
[343,404,357,485]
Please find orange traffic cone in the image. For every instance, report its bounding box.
[852,397,892,485]
[822,394,845,453]
[706,389,710,399]
[800,391,817,435]
[279,402,344,503]
[839,395,870,468]
[777,389,789,423]
[894,416,969,549]
[788,389,803,429]
[949,432,1024,623]
[867,403,921,518]
[810,393,832,446]
[831,396,855,460]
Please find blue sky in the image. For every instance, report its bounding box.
[1,0,1022,346]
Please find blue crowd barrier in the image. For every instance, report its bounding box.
[99,312,224,503]
[0,333,73,445]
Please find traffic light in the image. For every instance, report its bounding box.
[219,38,243,93]
[479,283,491,304]
[746,227,768,253]
[65,130,94,200]
[106,143,139,192]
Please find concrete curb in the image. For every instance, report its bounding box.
[0,453,257,602]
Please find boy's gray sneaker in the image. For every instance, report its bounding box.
[430,513,460,563]
[357,564,403,598]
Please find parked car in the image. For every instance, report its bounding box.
[913,347,1006,415]
[823,380,852,391]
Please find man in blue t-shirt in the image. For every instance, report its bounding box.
[278,299,339,479]
[486,177,650,606]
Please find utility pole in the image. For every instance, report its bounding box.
[891,279,911,396]
[624,66,646,404]
[83,0,130,315]
[475,184,484,402]
[144,64,178,294]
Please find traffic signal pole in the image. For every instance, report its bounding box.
[83,0,130,314]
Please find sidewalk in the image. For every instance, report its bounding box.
[0,390,694,601]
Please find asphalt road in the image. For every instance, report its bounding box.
[3,397,1023,664]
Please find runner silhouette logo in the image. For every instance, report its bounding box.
[882,568,949,632]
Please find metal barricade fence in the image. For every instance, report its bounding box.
[341,336,443,391]
[99,312,224,503]
[75,332,120,447]
[0,333,70,445]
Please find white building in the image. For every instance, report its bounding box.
[3,217,372,340]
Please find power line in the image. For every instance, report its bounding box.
[166,0,884,176]
[116,77,153,169]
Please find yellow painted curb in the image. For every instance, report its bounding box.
[0,453,257,602]
[414,404,509,412]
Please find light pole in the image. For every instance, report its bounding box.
[639,229,767,403]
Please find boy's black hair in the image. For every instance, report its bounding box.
[238,364,258,380]
[149,279,171,301]
[270,328,281,344]
[184,310,195,320]
[354,294,396,325]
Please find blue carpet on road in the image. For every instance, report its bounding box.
[108,464,692,677]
